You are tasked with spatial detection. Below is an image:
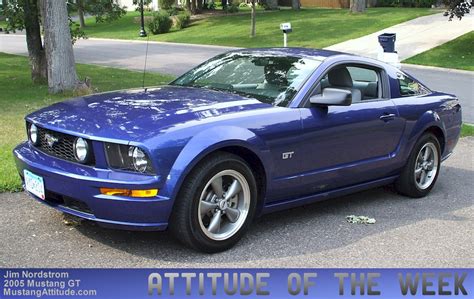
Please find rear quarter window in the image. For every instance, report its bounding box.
[398,73,431,97]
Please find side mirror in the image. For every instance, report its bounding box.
[309,88,354,106]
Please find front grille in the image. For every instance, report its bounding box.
[36,127,95,165]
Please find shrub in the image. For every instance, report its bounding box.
[375,0,436,7]
[147,11,172,34]
[226,3,240,13]
[159,0,176,10]
[175,12,191,30]
[203,1,216,9]
[169,6,184,16]
[239,2,249,7]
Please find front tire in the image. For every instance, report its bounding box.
[170,152,257,253]
[395,133,441,198]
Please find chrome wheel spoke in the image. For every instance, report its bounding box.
[419,170,427,185]
[200,201,217,218]
[415,167,423,175]
[224,179,242,201]
[423,147,430,161]
[208,210,222,234]
[211,177,224,198]
[225,207,240,223]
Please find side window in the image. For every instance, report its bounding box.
[398,73,430,97]
[347,66,379,101]
[311,65,382,103]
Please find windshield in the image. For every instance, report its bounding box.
[171,52,323,107]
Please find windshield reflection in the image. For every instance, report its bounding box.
[171,52,322,107]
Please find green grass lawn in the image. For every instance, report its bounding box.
[461,124,474,137]
[404,31,474,71]
[0,53,174,192]
[82,8,436,48]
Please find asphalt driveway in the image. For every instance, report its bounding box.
[0,138,472,268]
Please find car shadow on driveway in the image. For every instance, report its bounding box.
[72,165,473,264]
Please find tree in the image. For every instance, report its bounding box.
[4,0,47,83]
[42,0,80,93]
[350,0,366,13]
[74,0,126,28]
[77,0,87,28]
[291,0,300,10]
[250,0,256,37]
[23,0,47,83]
[444,0,472,20]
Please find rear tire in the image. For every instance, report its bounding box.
[395,133,441,198]
[169,152,257,253]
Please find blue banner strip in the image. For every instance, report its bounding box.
[1,268,472,298]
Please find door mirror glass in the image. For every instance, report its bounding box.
[310,88,354,106]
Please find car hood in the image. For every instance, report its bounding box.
[27,86,272,142]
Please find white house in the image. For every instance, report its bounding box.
[117,0,160,11]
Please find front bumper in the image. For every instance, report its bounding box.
[13,142,172,231]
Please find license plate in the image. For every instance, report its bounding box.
[24,170,45,200]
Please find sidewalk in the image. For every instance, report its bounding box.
[325,12,474,60]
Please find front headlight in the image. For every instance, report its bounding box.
[129,146,148,173]
[74,137,89,163]
[28,123,39,145]
[105,143,154,174]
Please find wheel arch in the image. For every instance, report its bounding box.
[160,126,271,216]
[423,126,445,155]
[403,110,447,161]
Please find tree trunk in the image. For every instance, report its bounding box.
[191,0,197,14]
[291,0,300,10]
[350,0,366,13]
[77,0,86,28]
[186,0,191,12]
[23,0,47,84]
[250,0,256,37]
[42,0,79,93]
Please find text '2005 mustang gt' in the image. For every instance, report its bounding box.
[13,48,462,252]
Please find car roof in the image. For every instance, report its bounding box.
[226,47,349,60]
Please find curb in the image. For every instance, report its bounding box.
[402,63,474,75]
[84,37,240,51]
[1,33,239,50]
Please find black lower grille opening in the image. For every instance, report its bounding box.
[63,196,93,214]
[43,191,93,215]
[44,191,65,205]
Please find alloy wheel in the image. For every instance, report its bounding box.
[414,142,439,190]
[198,169,251,241]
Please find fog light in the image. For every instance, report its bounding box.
[29,124,39,145]
[74,137,89,163]
[100,188,158,198]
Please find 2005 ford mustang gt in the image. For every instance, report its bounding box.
[14,48,462,252]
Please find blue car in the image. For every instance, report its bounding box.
[13,48,462,252]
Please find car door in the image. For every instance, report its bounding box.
[294,63,405,196]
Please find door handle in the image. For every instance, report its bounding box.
[379,113,396,121]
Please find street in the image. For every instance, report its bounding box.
[1,34,472,123]
[1,138,472,268]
